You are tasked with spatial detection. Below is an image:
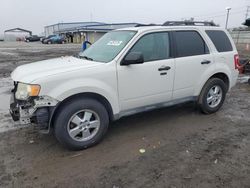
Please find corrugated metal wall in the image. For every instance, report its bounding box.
[87,32,104,43]
[4,31,29,41]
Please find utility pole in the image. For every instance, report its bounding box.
[225,7,231,29]
[246,6,250,20]
[90,13,93,22]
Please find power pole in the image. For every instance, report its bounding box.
[246,6,250,20]
[225,7,231,29]
[90,13,93,22]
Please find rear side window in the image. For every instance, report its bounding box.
[175,31,209,58]
[205,30,233,52]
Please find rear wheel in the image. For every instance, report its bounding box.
[54,98,109,150]
[48,41,52,44]
[198,78,227,114]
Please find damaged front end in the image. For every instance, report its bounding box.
[9,82,59,133]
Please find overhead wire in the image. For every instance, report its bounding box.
[192,6,246,19]
[181,6,246,20]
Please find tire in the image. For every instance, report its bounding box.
[48,41,52,44]
[198,78,227,114]
[54,98,109,150]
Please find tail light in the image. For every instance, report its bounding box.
[234,54,240,71]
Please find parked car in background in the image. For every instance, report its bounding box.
[39,36,45,42]
[43,35,66,44]
[41,35,56,43]
[25,35,41,42]
[10,22,239,150]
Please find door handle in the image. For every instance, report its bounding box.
[201,60,211,65]
[158,66,171,71]
[160,72,167,76]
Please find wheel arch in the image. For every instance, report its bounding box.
[49,92,115,129]
[196,71,230,97]
[210,72,230,92]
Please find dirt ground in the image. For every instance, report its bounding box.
[1,42,250,188]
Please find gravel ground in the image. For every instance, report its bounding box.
[0,42,250,188]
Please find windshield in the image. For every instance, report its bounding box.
[79,31,137,63]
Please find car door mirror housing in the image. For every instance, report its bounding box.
[121,52,144,65]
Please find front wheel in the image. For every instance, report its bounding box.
[198,78,227,114]
[54,98,109,150]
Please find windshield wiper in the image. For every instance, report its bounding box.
[79,55,93,61]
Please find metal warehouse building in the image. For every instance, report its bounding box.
[44,22,138,44]
[4,28,32,41]
[44,22,104,37]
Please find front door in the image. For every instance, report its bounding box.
[117,31,175,111]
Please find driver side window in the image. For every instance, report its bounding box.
[129,32,170,62]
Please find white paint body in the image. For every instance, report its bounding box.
[11,26,239,119]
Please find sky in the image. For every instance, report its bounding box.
[0,0,249,35]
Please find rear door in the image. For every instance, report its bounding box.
[173,30,214,99]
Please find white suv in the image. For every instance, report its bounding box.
[10,22,240,150]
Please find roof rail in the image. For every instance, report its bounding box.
[163,21,217,27]
[135,23,160,27]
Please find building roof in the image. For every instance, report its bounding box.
[57,23,139,33]
[44,22,105,28]
[4,28,32,35]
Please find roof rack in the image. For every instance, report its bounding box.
[135,23,160,27]
[163,21,217,27]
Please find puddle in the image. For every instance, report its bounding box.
[238,75,250,83]
[0,77,12,111]
[0,77,21,133]
[0,110,26,133]
[0,87,11,111]
[0,51,18,56]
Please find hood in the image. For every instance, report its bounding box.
[11,56,102,83]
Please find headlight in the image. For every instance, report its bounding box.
[15,83,41,100]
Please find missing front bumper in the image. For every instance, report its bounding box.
[9,95,59,128]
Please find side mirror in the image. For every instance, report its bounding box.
[121,52,144,65]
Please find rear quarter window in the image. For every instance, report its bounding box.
[205,30,233,52]
[175,31,209,58]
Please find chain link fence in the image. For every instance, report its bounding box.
[230,30,250,58]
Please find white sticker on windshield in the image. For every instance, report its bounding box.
[107,40,123,46]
